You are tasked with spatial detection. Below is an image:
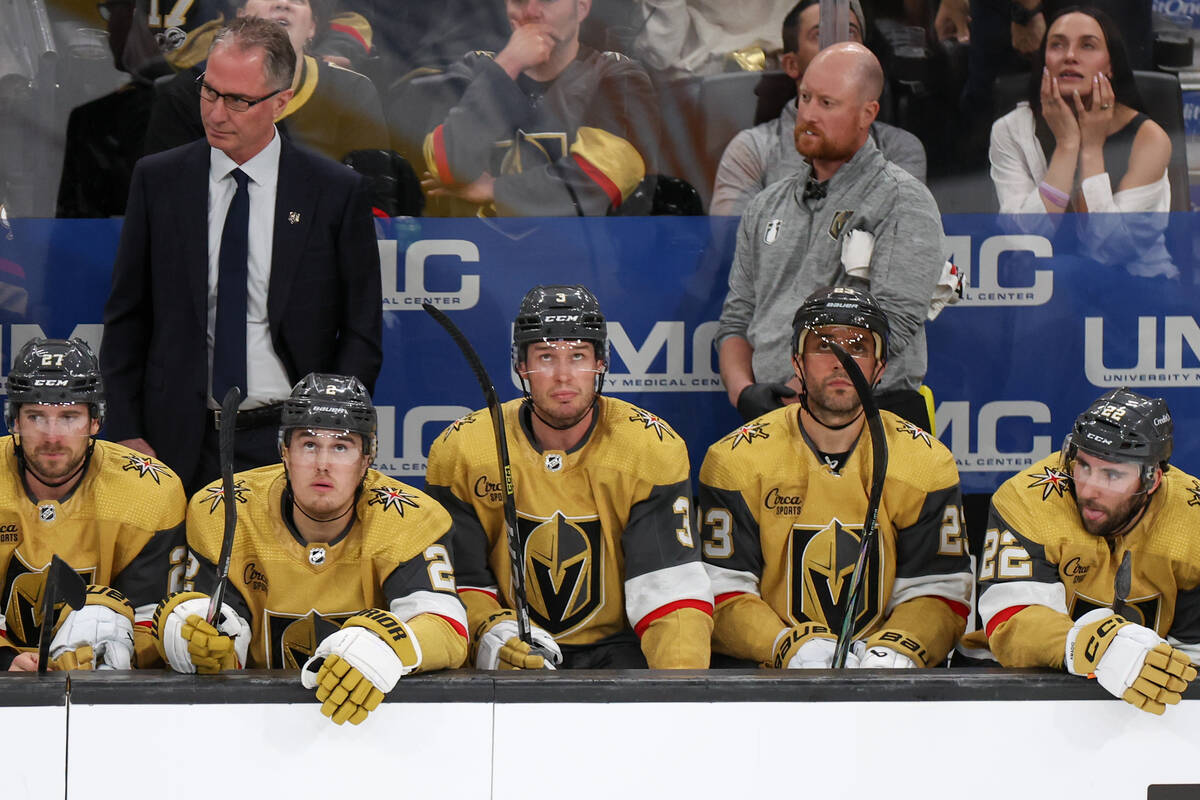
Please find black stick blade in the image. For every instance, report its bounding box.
[207,386,241,626]
[36,555,87,674]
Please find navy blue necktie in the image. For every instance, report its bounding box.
[212,168,250,402]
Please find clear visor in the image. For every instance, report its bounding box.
[13,405,94,438]
[798,328,879,361]
[285,429,365,465]
[1060,434,1151,496]
[518,340,604,376]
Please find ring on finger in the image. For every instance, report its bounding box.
[1100,103,1112,110]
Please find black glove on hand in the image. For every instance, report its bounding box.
[736,382,797,421]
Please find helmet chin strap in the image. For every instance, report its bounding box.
[797,392,864,431]
[525,394,597,432]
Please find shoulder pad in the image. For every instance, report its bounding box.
[94,441,187,527]
[358,471,452,562]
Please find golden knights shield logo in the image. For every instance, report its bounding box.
[2,558,95,646]
[788,518,883,638]
[265,610,355,669]
[517,511,603,636]
[1071,592,1162,632]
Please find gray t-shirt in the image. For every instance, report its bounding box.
[711,97,927,216]
[716,137,945,395]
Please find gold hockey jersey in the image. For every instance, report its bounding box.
[699,406,971,666]
[972,454,1200,668]
[0,438,185,661]
[185,465,468,671]
[425,397,713,667]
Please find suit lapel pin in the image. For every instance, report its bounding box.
[288,211,301,224]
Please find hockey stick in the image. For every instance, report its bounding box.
[1112,550,1134,620]
[825,340,889,669]
[36,555,87,674]
[422,303,535,648]
[207,386,241,627]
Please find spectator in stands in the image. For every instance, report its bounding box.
[989,6,1176,279]
[989,6,1169,215]
[710,0,926,216]
[632,0,794,77]
[717,41,945,430]
[418,0,658,216]
[143,0,388,162]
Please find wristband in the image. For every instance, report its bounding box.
[1038,181,1069,208]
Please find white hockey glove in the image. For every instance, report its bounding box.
[49,585,136,670]
[474,610,561,670]
[1065,608,1197,715]
[771,622,858,668]
[301,608,421,726]
[851,641,917,669]
[152,591,251,674]
[927,260,964,320]
[840,229,874,279]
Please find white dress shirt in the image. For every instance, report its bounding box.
[206,128,295,409]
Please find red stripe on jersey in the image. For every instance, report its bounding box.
[372,206,388,218]
[435,613,468,639]
[985,605,1029,638]
[458,587,498,600]
[431,126,456,185]
[937,597,971,621]
[328,22,369,51]
[134,620,153,630]
[572,153,622,209]
[633,599,714,638]
[714,591,746,607]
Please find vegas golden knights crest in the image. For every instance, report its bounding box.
[1071,592,1162,630]
[265,610,355,669]
[829,210,854,240]
[497,131,568,175]
[788,518,882,637]
[518,512,604,636]
[1,558,95,646]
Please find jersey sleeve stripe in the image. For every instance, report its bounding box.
[572,153,622,208]
[978,580,1067,630]
[936,597,971,621]
[390,590,468,633]
[625,561,712,629]
[714,591,747,606]
[633,598,714,637]
[888,572,973,615]
[570,126,645,205]
[705,564,759,598]
[328,20,370,51]
[433,613,469,639]
[984,604,1029,638]
[458,586,499,599]
[424,125,456,185]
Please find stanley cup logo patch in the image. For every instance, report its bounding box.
[763,219,782,244]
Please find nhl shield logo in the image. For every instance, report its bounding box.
[763,219,782,244]
[308,547,326,566]
[544,453,563,472]
[38,504,56,522]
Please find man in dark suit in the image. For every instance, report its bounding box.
[101,15,382,495]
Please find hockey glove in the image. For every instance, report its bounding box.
[49,585,136,670]
[152,591,251,674]
[473,610,561,670]
[736,382,796,422]
[1065,608,1198,715]
[851,629,929,668]
[300,608,422,726]
[772,622,858,669]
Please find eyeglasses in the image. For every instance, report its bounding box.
[97,1,134,22]
[196,73,284,112]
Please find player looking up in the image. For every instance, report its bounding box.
[700,287,971,669]
[425,284,713,669]
[154,373,467,725]
[2,338,185,672]
[969,388,1198,715]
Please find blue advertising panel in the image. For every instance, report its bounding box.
[0,214,1195,495]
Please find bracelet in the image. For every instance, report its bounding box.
[1038,181,1069,208]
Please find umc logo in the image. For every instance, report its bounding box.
[379,239,481,310]
[0,324,104,397]
[372,404,472,478]
[1084,316,1200,387]
[936,400,1053,473]
[943,234,1053,306]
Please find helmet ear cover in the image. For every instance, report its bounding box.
[277,373,377,459]
[4,338,106,430]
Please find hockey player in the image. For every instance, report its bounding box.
[1,338,186,671]
[425,285,713,669]
[971,389,1198,714]
[154,373,467,725]
[700,287,971,669]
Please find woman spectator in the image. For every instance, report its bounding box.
[989,6,1170,215]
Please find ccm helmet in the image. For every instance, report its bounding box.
[279,373,377,457]
[5,338,105,429]
[791,286,890,362]
[1063,388,1172,490]
[511,284,608,369]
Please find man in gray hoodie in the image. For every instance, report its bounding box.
[716,41,944,430]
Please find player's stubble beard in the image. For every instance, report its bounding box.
[1076,491,1144,538]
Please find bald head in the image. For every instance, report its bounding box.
[807,42,884,104]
